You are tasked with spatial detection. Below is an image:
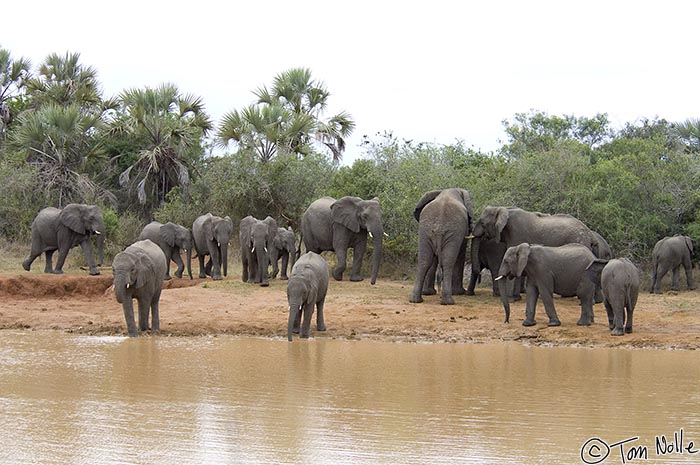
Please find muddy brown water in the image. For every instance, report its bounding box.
[1,332,699,464]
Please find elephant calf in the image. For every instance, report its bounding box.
[586,258,640,336]
[270,226,296,280]
[496,243,597,326]
[112,239,167,337]
[287,252,329,341]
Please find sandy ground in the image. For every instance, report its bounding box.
[1,268,699,350]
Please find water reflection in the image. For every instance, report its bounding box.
[0,332,698,464]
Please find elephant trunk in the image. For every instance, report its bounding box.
[221,242,228,277]
[186,248,193,280]
[256,243,269,286]
[471,237,481,269]
[497,277,510,323]
[288,245,296,275]
[96,232,105,267]
[288,304,300,341]
[114,275,128,304]
[370,227,383,285]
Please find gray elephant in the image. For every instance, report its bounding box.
[301,196,383,284]
[112,239,167,337]
[239,215,278,286]
[138,221,193,280]
[409,188,473,305]
[650,235,695,293]
[192,213,233,280]
[466,236,507,296]
[495,243,597,326]
[287,251,329,341]
[586,258,640,335]
[270,226,297,280]
[473,206,597,301]
[22,204,105,275]
[592,230,613,260]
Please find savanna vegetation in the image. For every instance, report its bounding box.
[2,45,700,275]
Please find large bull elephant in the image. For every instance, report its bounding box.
[22,204,105,275]
[301,196,384,285]
[409,188,473,305]
[192,213,233,280]
[139,221,193,280]
[239,215,278,287]
[472,206,597,307]
[650,235,695,293]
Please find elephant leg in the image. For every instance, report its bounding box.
[52,247,70,274]
[422,257,438,295]
[671,266,681,291]
[151,290,162,333]
[79,239,99,275]
[451,239,467,295]
[241,252,249,283]
[198,255,208,279]
[625,305,634,334]
[22,243,44,272]
[522,284,540,326]
[316,299,326,332]
[172,250,185,279]
[410,245,434,303]
[333,244,349,281]
[683,259,695,290]
[137,297,150,332]
[653,263,670,294]
[539,289,562,326]
[210,247,222,281]
[300,302,315,338]
[280,253,289,280]
[44,250,55,273]
[604,299,615,330]
[576,284,595,326]
[439,240,464,305]
[205,257,214,278]
[122,298,138,337]
[349,236,367,281]
[609,298,625,336]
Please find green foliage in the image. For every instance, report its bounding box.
[0,156,43,241]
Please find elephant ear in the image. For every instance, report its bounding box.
[331,197,362,233]
[60,204,87,234]
[684,236,694,256]
[494,207,509,243]
[515,243,530,277]
[585,259,608,288]
[263,216,278,245]
[204,218,215,242]
[413,190,442,221]
[132,247,158,289]
[457,188,474,232]
[160,223,177,248]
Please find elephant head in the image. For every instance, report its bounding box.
[248,216,278,286]
[112,246,155,304]
[495,243,531,323]
[161,222,193,279]
[287,273,318,341]
[60,204,105,266]
[331,196,383,285]
[472,206,508,243]
[205,215,233,277]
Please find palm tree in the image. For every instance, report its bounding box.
[219,68,355,162]
[0,47,31,140]
[11,103,114,206]
[674,119,700,152]
[112,83,212,208]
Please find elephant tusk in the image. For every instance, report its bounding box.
[494,275,504,281]
[466,235,474,239]
[368,232,374,238]
[94,230,101,235]
[126,283,130,288]
[264,247,268,253]
[383,232,389,237]
[251,247,255,253]
[218,242,221,247]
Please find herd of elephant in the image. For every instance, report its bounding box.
[19,190,697,339]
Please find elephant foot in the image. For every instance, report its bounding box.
[439,296,455,305]
[453,287,467,296]
[689,286,697,291]
[522,319,536,327]
[174,271,183,279]
[51,269,64,275]
[332,269,344,281]
[465,289,475,296]
[349,275,364,282]
[422,288,437,296]
[548,319,562,327]
[89,269,100,276]
[611,327,624,336]
[317,325,327,332]
[409,294,424,303]
[653,289,662,294]
[21,260,31,272]
[127,331,138,337]
[576,318,592,326]
[199,273,208,279]
[164,275,172,281]
[300,333,309,339]
[625,327,633,334]
[212,275,223,281]
[260,282,270,287]
[281,275,288,280]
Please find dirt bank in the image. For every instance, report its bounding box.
[1,271,699,350]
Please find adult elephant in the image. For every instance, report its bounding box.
[112,239,167,337]
[139,221,193,280]
[270,226,297,280]
[22,204,105,275]
[466,236,507,296]
[192,213,233,280]
[592,230,613,260]
[472,206,597,302]
[239,215,278,286]
[650,235,695,294]
[301,196,383,285]
[409,188,473,305]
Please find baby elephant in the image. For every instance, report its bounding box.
[586,258,640,336]
[287,252,329,341]
[112,239,168,337]
[496,243,597,326]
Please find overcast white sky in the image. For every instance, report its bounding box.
[3,1,700,163]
